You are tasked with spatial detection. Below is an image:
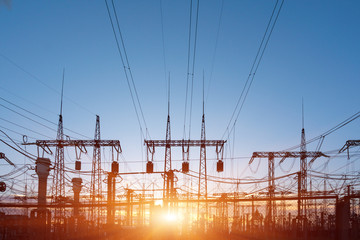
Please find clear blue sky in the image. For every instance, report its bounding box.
[0,1,359,196]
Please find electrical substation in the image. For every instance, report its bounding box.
[1,0,360,239]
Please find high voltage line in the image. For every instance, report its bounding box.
[0,53,96,116]
[104,0,151,140]
[0,98,91,139]
[222,0,285,141]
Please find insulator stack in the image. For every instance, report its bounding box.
[75,160,81,171]
[0,182,6,192]
[111,161,119,174]
[217,160,224,172]
[146,161,153,173]
[182,161,189,173]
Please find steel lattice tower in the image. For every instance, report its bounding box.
[163,113,171,209]
[249,149,328,227]
[52,72,65,223]
[52,114,65,217]
[267,152,275,225]
[90,115,102,225]
[163,77,174,211]
[198,113,207,221]
[300,127,307,219]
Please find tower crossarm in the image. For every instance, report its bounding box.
[144,139,226,148]
[249,151,329,165]
[339,140,360,153]
[25,140,121,149]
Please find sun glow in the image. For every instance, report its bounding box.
[154,200,163,206]
[164,213,178,222]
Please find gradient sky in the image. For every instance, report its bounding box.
[0,0,359,196]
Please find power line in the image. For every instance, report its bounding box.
[0,125,37,140]
[206,0,224,105]
[0,53,96,116]
[0,135,23,144]
[183,0,200,140]
[183,0,193,140]
[182,169,297,185]
[104,0,150,140]
[0,96,91,139]
[0,139,36,161]
[231,0,285,134]
[0,129,37,159]
[0,96,57,127]
[0,86,58,115]
[222,0,284,140]
[0,130,37,160]
[111,0,151,140]
[0,103,58,133]
[188,0,200,140]
[159,0,168,94]
[104,0,143,140]
[0,117,52,139]
[282,110,360,151]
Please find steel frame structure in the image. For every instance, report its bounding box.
[249,150,329,224]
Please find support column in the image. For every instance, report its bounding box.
[72,178,82,217]
[126,189,133,226]
[35,157,51,238]
[297,172,301,219]
[107,173,115,225]
[336,197,350,240]
[267,153,275,227]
